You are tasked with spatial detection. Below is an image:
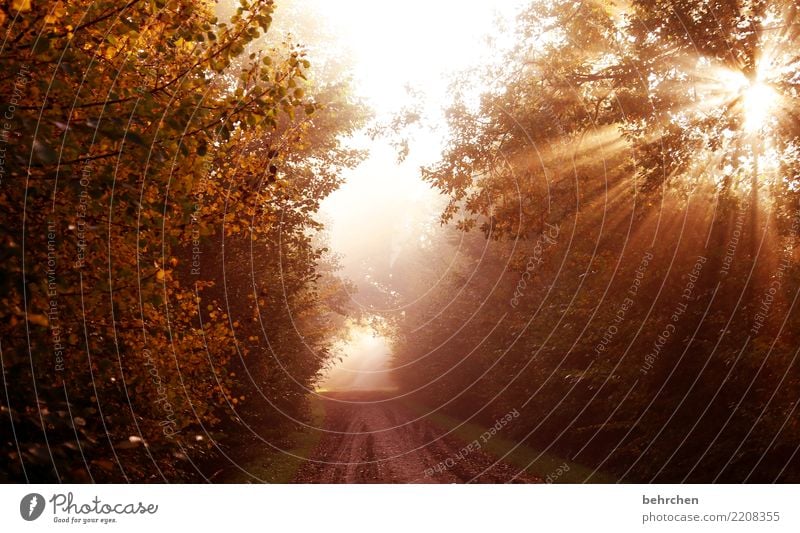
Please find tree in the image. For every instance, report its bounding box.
[0,0,363,482]
[391,0,800,481]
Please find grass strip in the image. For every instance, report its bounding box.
[229,395,326,483]
[413,404,617,483]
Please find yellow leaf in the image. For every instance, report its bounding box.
[11,0,32,13]
[44,1,66,23]
[155,269,165,281]
[27,314,49,327]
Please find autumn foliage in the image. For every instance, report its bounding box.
[390,0,800,482]
[1,0,361,481]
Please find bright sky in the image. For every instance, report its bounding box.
[307,0,523,287]
[306,0,522,117]
[295,0,523,387]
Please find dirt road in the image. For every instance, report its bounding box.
[293,391,538,483]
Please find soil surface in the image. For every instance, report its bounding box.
[293,391,539,483]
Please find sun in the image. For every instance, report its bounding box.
[719,70,783,179]
[718,67,780,134]
[742,81,779,133]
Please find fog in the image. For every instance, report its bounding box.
[316,321,396,391]
[272,0,524,391]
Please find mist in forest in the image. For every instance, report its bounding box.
[4,0,800,487]
[317,321,396,392]
[306,1,520,384]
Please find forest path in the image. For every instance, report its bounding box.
[293,391,539,483]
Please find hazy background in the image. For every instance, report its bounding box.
[308,1,524,390]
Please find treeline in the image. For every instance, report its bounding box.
[1,0,362,482]
[391,0,800,482]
